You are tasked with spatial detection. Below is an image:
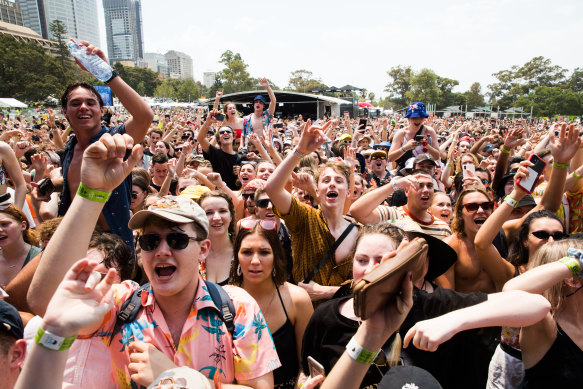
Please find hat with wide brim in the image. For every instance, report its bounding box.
[405,102,429,119]
[496,172,516,199]
[389,218,457,280]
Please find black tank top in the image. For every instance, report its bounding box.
[521,324,583,388]
[272,287,299,388]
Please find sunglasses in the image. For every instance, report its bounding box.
[256,199,271,208]
[481,179,489,185]
[462,201,494,212]
[131,192,139,200]
[138,232,202,251]
[219,129,233,135]
[371,155,387,161]
[240,219,276,230]
[242,193,254,201]
[530,230,567,241]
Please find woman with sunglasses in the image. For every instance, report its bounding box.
[229,220,313,389]
[198,191,236,286]
[131,175,150,214]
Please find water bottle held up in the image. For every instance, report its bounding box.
[67,40,113,82]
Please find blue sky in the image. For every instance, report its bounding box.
[98,0,581,100]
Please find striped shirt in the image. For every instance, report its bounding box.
[377,205,451,239]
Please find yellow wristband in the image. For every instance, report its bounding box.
[559,257,582,276]
[77,183,111,203]
[500,146,511,154]
[553,161,569,169]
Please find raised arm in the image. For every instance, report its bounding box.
[492,128,525,188]
[474,162,532,291]
[27,134,141,316]
[0,141,26,209]
[75,41,153,143]
[265,120,329,215]
[403,290,550,352]
[197,111,217,153]
[259,78,276,117]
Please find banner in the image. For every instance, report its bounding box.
[94,86,113,106]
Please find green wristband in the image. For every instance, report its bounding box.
[559,257,582,276]
[77,183,111,203]
[500,146,511,154]
[573,172,583,180]
[346,336,380,364]
[553,161,569,169]
[35,327,77,351]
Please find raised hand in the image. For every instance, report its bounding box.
[503,128,526,150]
[41,258,117,338]
[297,119,330,154]
[550,123,581,164]
[259,77,270,89]
[81,133,142,192]
[72,40,110,71]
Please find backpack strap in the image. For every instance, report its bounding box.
[118,282,150,322]
[205,281,236,336]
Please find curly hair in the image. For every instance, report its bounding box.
[451,188,492,237]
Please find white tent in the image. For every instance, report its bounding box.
[0,98,28,108]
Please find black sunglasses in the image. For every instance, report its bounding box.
[131,192,139,199]
[530,230,567,241]
[242,193,254,201]
[219,129,232,135]
[462,201,494,212]
[138,232,202,251]
[256,199,271,208]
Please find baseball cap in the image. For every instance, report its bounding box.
[0,301,24,340]
[129,196,209,238]
[338,134,353,142]
[414,153,437,167]
[373,141,392,150]
[253,95,267,105]
[243,179,266,193]
[378,366,442,389]
[404,102,429,119]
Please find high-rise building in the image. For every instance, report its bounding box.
[203,72,216,88]
[165,50,193,80]
[143,52,169,77]
[0,0,24,26]
[102,0,144,64]
[15,0,99,44]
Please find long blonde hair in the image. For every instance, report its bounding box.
[528,239,583,315]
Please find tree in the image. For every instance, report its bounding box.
[465,82,484,108]
[569,68,583,93]
[216,50,255,93]
[48,19,72,83]
[176,79,203,102]
[384,66,412,108]
[514,86,582,117]
[436,76,460,107]
[112,63,160,96]
[288,69,327,92]
[405,69,440,106]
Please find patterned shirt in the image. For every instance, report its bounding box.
[93,277,280,388]
[273,196,353,285]
[242,111,272,143]
[377,205,451,239]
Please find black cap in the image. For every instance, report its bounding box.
[0,301,24,340]
[496,172,515,199]
[378,366,442,389]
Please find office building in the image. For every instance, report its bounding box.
[203,71,216,88]
[102,0,144,64]
[0,0,24,26]
[15,0,99,44]
[143,52,169,77]
[165,50,193,80]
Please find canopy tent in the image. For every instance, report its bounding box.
[0,98,28,108]
[339,84,362,91]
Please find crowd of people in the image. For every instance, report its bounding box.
[1,40,583,389]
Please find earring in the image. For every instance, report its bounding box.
[237,264,242,276]
[272,268,276,277]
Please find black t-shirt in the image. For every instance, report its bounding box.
[202,145,241,190]
[150,179,178,195]
[301,287,490,389]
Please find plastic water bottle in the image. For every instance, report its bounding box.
[67,41,113,82]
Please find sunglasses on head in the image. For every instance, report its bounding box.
[240,219,276,230]
[242,193,254,201]
[462,201,494,212]
[256,199,271,208]
[530,230,567,241]
[138,232,202,251]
